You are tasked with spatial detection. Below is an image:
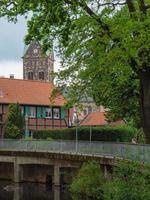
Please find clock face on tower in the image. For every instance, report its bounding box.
[33,48,38,54]
[23,41,54,82]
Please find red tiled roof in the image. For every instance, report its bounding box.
[81,111,107,126]
[0,78,66,106]
[110,120,125,126]
[80,111,125,126]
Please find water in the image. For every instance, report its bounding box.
[0,181,72,200]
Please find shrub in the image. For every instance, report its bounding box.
[5,123,22,139]
[71,160,150,200]
[33,125,136,142]
[70,161,105,200]
[136,128,145,143]
[4,103,24,139]
[104,161,150,200]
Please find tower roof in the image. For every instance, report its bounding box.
[80,111,125,126]
[23,40,54,59]
[23,44,30,57]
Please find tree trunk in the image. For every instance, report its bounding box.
[140,70,150,144]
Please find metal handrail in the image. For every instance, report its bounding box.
[0,139,149,163]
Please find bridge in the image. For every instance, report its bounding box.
[0,139,149,186]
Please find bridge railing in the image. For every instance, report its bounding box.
[0,139,150,163]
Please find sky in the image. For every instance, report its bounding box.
[0,17,27,79]
[0,17,60,79]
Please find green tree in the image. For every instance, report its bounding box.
[1,1,150,142]
[104,161,150,200]
[4,103,24,139]
[70,161,105,200]
[70,160,150,200]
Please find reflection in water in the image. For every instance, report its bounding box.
[0,181,72,200]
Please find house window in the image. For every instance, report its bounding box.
[45,108,52,118]
[39,71,44,80]
[0,114,2,122]
[28,107,36,118]
[21,106,24,115]
[53,108,60,119]
[28,71,33,80]
[37,107,43,118]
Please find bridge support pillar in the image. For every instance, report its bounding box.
[54,164,60,186]
[14,161,22,183]
[104,165,108,178]
[13,183,22,200]
[54,186,60,200]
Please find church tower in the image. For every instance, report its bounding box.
[23,41,54,82]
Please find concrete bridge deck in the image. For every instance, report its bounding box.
[0,139,149,186]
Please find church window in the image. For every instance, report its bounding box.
[39,71,44,80]
[88,106,92,114]
[28,71,33,80]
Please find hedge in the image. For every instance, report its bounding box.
[33,125,136,142]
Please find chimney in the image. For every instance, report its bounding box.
[10,74,14,79]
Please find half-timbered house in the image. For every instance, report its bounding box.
[0,78,70,137]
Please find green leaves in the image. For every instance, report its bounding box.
[1,0,150,130]
[104,161,150,200]
[5,123,21,139]
[70,161,105,200]
[70,160,150,200]
[4,103,24,139]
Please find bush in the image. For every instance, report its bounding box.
[136,128,145,143]
[6,103,24,131]
[4,103,24,139]
[5,123,22,139]
[70,161,105,200]
[104,161,150,200]
[70,160,150,200]
[33,125,136,142]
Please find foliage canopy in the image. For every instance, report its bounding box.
[70,160,150,200]
[70,161,105,200]
[4,103,24,139]
[1,0,150,141]
[104,161,150,200]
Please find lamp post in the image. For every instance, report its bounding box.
[25,114,28,138]
[75,109,79,153]
[90,125,92,144]
[75,122,78,152]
